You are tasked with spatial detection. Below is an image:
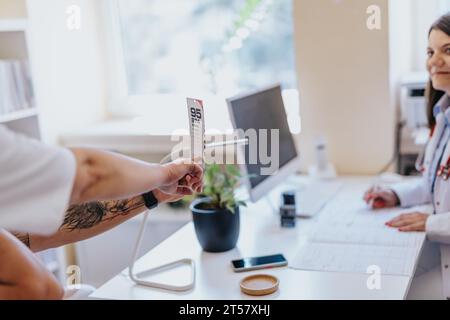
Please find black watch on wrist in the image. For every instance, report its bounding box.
[142,191,158,210]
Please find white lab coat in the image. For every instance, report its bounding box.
[0,125,76,235]
[391,94,450,299]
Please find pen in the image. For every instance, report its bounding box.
[204,138,248,149]
[368,184,383,208]
[160,138,249,164]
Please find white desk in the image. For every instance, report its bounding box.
[91,176,425,300]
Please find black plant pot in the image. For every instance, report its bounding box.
[190,197,240,253]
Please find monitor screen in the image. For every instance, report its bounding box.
[227,85,298,189]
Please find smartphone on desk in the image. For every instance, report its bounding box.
[231,254,288,272]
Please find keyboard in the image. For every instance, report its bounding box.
[294,181,343,217]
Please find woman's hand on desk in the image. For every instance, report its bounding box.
[363,186,400,209]
[385,213,428,232]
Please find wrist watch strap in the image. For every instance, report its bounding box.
[142,191,158,210]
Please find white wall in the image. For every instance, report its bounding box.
[387,0,448,116]
[411,0,450,72]
[388,0,414,127]
[26,0,107,144]
[293,0,395,174]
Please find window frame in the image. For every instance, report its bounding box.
[103,0,450,118]
[101,0,301,123]
[102,0,184,118]
[102,0,129,116]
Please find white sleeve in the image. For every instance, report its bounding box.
[389,177,431,208]
[0,126,76,235]
[426,212,450,245]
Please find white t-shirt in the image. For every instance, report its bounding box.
[0,125,76,235]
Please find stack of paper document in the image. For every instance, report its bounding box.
[291,201,428,276]
[0,60,34,116]
[292,242,418,276]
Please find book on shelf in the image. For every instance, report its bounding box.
[0,59,35,116]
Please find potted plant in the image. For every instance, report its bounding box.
[190,163,247,252]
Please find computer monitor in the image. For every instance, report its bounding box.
[226,84,300,202]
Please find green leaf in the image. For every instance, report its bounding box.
[226,164,240,177]
[200,162,248,212]
[236,201,247,207]
[225,203,235,213]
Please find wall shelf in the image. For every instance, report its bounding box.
[0,18,28,32]
[1,0,68,285]
[0,107,38,123]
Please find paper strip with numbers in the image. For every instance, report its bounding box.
[186,98,205,168]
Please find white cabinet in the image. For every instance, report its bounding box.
[0,0,67,284]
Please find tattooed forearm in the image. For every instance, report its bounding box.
[11,232,30,248]
[9,196,147,252]
[61,197,146,231]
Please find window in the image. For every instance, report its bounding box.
[106,0,300,134]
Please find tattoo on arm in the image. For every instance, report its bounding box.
[62,197,146,231]
[11,232,30,248]
[10,197,145,249]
